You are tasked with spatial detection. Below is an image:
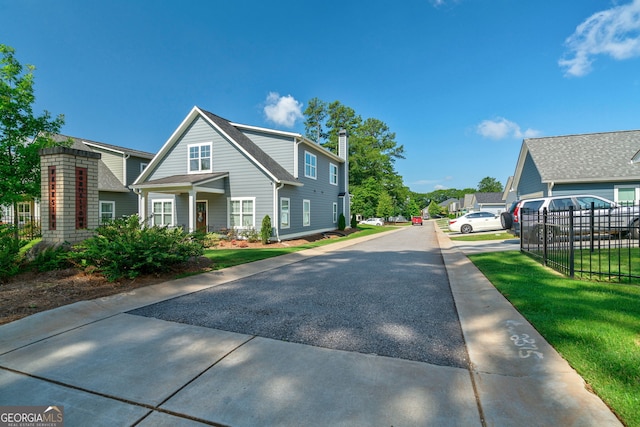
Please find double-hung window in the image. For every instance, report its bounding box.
[100,201,115,223]
[329,163,338,185]
[152,200,174,226]
[303,199,311,226]
[280,198,290,228]
[304,151,317,179]
[188,143,212,173]
[229,198,255,228]
[17,202,31,224]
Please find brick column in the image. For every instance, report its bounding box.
[40,147,101,244]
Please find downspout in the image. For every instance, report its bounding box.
[123,153,130,185]
[273,182,284,242]
[548,181,555,196]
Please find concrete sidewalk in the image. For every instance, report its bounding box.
[0,228,622,426]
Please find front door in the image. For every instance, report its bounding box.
[196,201,207,232]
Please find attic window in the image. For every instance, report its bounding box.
[188,143,212,173]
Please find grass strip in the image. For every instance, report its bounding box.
[468,250,640,427]
[449,232,513,242]
[203,225,390,270]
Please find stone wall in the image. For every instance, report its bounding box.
[40,147,100,244]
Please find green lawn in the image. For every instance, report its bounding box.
[525,244,640,283]
[449,232,513,242]
[203,225,389,270]
[469,250,640,427]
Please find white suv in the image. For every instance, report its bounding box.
[513,195,640,242]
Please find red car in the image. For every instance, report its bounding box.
[411,216,423,226]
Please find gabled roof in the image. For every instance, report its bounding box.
[134,107,302,187]
[53,134,154,159]
[55,134,132,193]
[513,130,640,189]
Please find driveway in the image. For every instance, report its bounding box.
[131,224,468,367]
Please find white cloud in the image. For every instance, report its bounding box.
[476,117,541,140]
[263,92,303,127]
[559,0,640,77]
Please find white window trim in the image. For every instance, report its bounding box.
[99,201,116,223]
[303,199,311,226]
[304,151,317,179]
[614,185,639,204]
[227,197,256,229]
[280,197,290,229]
[332,202,338,223]
[187,142,213,174]
[140,162,148,173]
[329,163,338,186]
[17,202,31,224]
[152,199,174,227]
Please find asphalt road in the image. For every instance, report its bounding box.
[130,223,468,368]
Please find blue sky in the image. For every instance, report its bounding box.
[2,0,640,193]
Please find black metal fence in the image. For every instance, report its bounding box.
[519,203,640,282]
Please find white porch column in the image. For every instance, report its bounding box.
[188,190,196,232]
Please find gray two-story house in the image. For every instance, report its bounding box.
[131,107,350,241]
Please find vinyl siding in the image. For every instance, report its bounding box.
[126,156,151,186]
[240,130,295,174]
[275,144,341,239]
[148,118,219,180]
[99,191,138,218]
[92,148,124,185]
[551,183,617,201]
[517,152,546,198]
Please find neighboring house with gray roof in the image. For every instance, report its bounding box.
[0,134,153,229]
[512,130,640,203]
[131,107,350,241]
[62,135,155,222]
[469,192,505,214]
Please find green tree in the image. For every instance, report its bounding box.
[477,177,503,193]
[0,44,66,236]
[428,200,443,218]
[376,191,394,219]
[303,97,327,144]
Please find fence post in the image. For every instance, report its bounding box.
[589,201,595,253]
[568,205,575,277]
[542,207,548,265]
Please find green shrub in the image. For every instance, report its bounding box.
[338,213,346,231]
[261,215,272,244]
[30,243,71,272]
[202,232,222,248]
[240,227,261,243]
[69,215,203,281]
[0,225,24,281]
[351,214,358,228]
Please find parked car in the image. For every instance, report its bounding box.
[388,215,408,223]
[359,217,384,226]
[505,194,640,242]
[448,211,504,234]
[411,216,423,226]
